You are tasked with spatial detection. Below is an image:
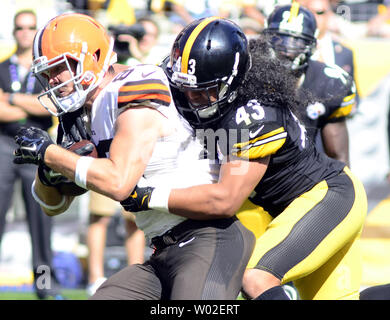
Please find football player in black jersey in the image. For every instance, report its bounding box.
[263,4,356,167]
[121,15,367,299]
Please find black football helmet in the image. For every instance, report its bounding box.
[162,17,250,128]
[263,3,318,71]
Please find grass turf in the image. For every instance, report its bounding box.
[0,289,88,300]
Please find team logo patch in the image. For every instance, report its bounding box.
[280,11,305,33]
[306,102,326,120]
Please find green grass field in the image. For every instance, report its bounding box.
[0,290,246,300]
[0,289,88,300]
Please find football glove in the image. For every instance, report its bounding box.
[37,141,95,187]
[38,164,68,187]
[57,108,90,148]
[13,127,54,165]
[120,185,155,212]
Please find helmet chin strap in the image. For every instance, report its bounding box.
[73,39,116,103]
[92,37,117,91]
[219,52,240,98]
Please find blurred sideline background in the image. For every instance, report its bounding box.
[0,0,390,298]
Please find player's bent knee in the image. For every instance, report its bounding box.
[242,268,281,298]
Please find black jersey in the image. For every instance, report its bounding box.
[298,60,356,141]
[217,99,345,217]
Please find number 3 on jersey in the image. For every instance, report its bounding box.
[235,99,265,126]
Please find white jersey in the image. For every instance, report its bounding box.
[89,64,220,240]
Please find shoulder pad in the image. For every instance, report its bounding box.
[322,65,356,120]
[116,66,172,109]
[305,61,356,120]
[219,100,287,159]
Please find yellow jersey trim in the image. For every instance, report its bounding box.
[181,17,219,74]
[232,127,287,159]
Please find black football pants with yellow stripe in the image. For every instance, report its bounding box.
[237,167,367,300]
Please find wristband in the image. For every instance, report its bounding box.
[75,156,94,189]
[148,186,172,213]
[31,180,66,210]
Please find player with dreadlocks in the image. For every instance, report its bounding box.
[122,16,367,300]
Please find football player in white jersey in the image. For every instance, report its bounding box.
[13,13,255,300]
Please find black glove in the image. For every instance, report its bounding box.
[57,108,90,148]
[37,140,96,187]
[38,164,68,187]
[120,185,155,212]
[13,127,54,165]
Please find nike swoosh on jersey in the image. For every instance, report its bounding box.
[142,71,156,78]
[118,79,171,108]
[249,125,265,139]
[178,237,195,248]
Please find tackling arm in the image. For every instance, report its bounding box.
[43,106,163,201]
[167,156,269,220]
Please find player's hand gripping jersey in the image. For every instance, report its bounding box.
[218,98,346,217]
[298,60,356,141]
[89,64,220,239]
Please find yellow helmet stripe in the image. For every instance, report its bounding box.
[181,16,219,74]
[288,2,300,22]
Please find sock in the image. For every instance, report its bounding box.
[254,286,290,300]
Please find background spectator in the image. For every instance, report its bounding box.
[152,0,236,32]
[299,0,360,103]
[113,16,161,65]
[0,9,62,299]
[241,0,293,27]
[366,1,390,37]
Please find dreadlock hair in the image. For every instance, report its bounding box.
[236,35,313,121]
